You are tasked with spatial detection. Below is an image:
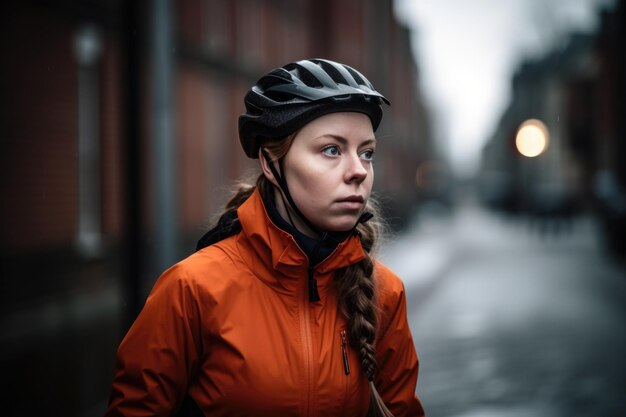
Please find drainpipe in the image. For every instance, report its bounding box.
[151,0,178,277]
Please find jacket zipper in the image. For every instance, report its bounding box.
[308,265,320,302]
[301,234,327,414]
[301,267,314,417]
[307,233,326,302]
[340,329,350,375]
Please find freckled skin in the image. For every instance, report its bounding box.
[276,112,376,234]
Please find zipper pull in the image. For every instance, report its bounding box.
[308,266,320,302]
[340,330,350,375]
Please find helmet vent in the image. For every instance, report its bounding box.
[345,67,367,87]
[318,61,349,86]
[285,63,324,88]
[265,90,300,103]
[256,72,289,93]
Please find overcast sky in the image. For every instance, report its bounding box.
[393,0,616,179]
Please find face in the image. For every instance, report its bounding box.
[273,112,376,233]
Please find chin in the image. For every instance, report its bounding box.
[323,216,361,232]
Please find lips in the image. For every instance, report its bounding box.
[335,196,365,211]
[337,195,365,203]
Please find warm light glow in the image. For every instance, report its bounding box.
[515,119,549,157]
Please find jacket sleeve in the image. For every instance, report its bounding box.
[106,264,203,417]
[374,264,425,417]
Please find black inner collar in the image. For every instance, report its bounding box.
[260,184,352,267]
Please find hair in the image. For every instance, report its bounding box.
[221,135,393,417]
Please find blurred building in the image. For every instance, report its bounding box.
[0,0,433,415]
[479,0,625,256]
[480,34,595,214]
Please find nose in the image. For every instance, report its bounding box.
[344,153,368,184]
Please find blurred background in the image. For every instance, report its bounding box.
[0,0,624,416]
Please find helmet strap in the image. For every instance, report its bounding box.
[262,149,322,237]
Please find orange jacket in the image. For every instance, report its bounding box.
[106,190,424,417]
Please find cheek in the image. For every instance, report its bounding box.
[358,166,374,200]
[290,165,334,203]
[366,168,374,191]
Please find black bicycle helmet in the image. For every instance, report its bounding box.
[238,58,390,158]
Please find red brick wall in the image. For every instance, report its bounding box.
[1,6,78,250]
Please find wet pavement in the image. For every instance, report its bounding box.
[380,199,626,417]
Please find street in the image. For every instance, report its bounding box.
[380,199,626,417]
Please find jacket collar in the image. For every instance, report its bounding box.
[236,189,366,280]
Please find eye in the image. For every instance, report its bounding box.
[360,149,375,161]
[322,145,341,157]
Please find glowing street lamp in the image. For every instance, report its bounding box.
[515,119,549,157]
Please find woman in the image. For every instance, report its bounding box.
[106,58,425,417]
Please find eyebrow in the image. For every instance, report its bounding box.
[315,134,377,146]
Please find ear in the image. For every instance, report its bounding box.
[258,147,280,187]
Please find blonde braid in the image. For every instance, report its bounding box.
[335,201,394,417]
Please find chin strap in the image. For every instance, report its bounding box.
[262,149,321,236]
[357,212,374,227]
[261,148,374,302]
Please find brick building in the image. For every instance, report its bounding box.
[0,1,433,415]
